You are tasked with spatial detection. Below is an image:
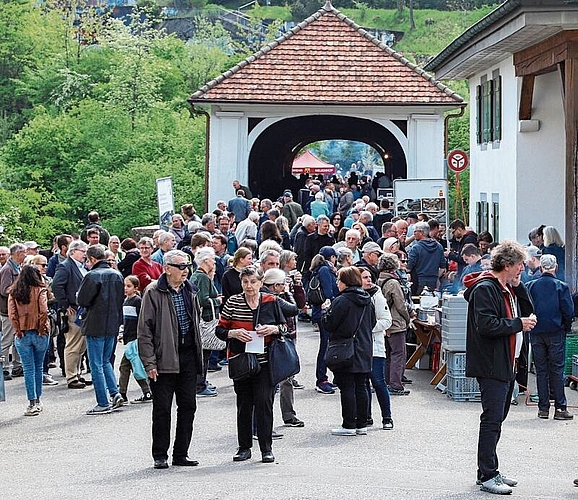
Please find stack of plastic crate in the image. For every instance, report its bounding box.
[565,335,578,376]
[441,294,468,352]
[445,349,481,402]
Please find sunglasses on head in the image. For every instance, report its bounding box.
[167,262,191,271]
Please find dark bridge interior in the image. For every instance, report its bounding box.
[248,115,407,200]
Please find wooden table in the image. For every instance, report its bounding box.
[405,319,446,385]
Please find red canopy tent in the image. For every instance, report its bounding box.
[292,150,336,175]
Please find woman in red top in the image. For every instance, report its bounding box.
[132,237,163,291]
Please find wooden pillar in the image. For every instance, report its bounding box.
[564,58,578,291]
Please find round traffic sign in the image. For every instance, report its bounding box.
[447,149,469,173]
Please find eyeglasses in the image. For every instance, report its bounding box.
[37,263,48,267]
[167,262,191,271]
[400,259,408,263]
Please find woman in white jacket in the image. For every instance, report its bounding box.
[360,269,394,430]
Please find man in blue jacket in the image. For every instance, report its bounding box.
[407,221,446,294]
[526,254,574,421]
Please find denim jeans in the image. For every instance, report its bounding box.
[14,330,49,401]
[476,377,514,482]
[86,335,119,407]
[530,331,567,411]
[312,305,330,385]
[368,356,391,422]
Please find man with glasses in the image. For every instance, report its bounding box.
[53,240,90,389]
[138,250,203,469]
[0,243,27,379]
[133,237,163,291]
[77,245,125,414]
[356,242,383,283]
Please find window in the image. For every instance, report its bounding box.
[476,73,502,144]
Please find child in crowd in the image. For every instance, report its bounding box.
[118,275,152,404]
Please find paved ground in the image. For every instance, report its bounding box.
[1,323,577,500]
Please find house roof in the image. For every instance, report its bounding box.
[425,0,578,79]
[189,1,463,106]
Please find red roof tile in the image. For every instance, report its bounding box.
[190,2,462,105]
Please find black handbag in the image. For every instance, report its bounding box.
[269,335,300,386]
[324,305,367,372]
[228,352,261,382]
[307,271,325,306]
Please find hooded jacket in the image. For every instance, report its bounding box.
[463,271,533,381]
[322,286,376,373]
[407,238,445,285]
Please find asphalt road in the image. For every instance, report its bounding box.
[1,323,577,500]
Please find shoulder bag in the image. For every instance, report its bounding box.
[324,305,367,372]
[268,297,300,385]
[200,300,226,351]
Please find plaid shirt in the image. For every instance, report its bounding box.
[170,286,190,337]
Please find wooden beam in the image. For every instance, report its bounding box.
[514,31,578,77]
[519,75,535,120]
[564,58,578,292]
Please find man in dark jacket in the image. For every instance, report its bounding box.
[526,254,574,421]
[52,240,90,389]
[407,221,446,294]
[138,250,203,470]
[80,211,110,247]
[77,245,125,415]
[447,219,478,276]
[301,215,335,277]
[463,241,536,495]
[355,241,383,283]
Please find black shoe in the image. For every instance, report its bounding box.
[67,380,86,389]
[389,388,410,396]
[78,377,93,386]
[284,417,305,427]
[153,458,169,469]
[11,368,24,378]
[3,371,12,381]
[233,448,251,462]
[172,457,199,466]
[272,430,284,439]
[297,312,311,322]
[366,418,374,426]
[262,451,275,463]
[402,375,413,385]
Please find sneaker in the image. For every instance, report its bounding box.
[24,405,40,417]
[111,393,125,409]
[366,418,374,426]
[327,381,338,389]
[537,409,549,419]
[11,367,24,378]
[331,427,356,436]
[291,378,305,389]
[554,409,574,420]
[480,475,513,495]
[131,393,153,404]
[3,371,12,381]
[48,362,57,368]
[86,405,113,415]
[477,474,517,487]
[574,478,578,487]
[284,417,305,427]
[206,382,217,390]
[315,382,335,394]
[207,364,222,372]
[356,427,368,435]
[389,388,410,396]
[272,430,284,439]
[197,388,218,397]
[402,375,413,385]
[312,323,320,331]
[383,418,394,430]
[218,358,228,366]
[42,374,59,386]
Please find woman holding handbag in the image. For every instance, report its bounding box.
[323,266,375,436]
[190,247,225,398]
[216,266,286,464]
[8,265,51,416]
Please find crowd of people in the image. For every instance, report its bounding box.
[1,175,577,490]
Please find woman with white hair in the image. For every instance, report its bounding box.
[310,191,330,218]
[190,247,223,398]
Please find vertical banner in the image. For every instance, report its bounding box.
[156,177,174,231]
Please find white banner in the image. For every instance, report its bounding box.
[156,177,174,231]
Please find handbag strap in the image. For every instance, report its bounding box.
[351,305,367,339]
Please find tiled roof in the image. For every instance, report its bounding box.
[190,1,463,105]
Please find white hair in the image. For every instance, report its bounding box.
[194,247,215,267]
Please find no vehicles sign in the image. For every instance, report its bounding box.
[447,149,469,173]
